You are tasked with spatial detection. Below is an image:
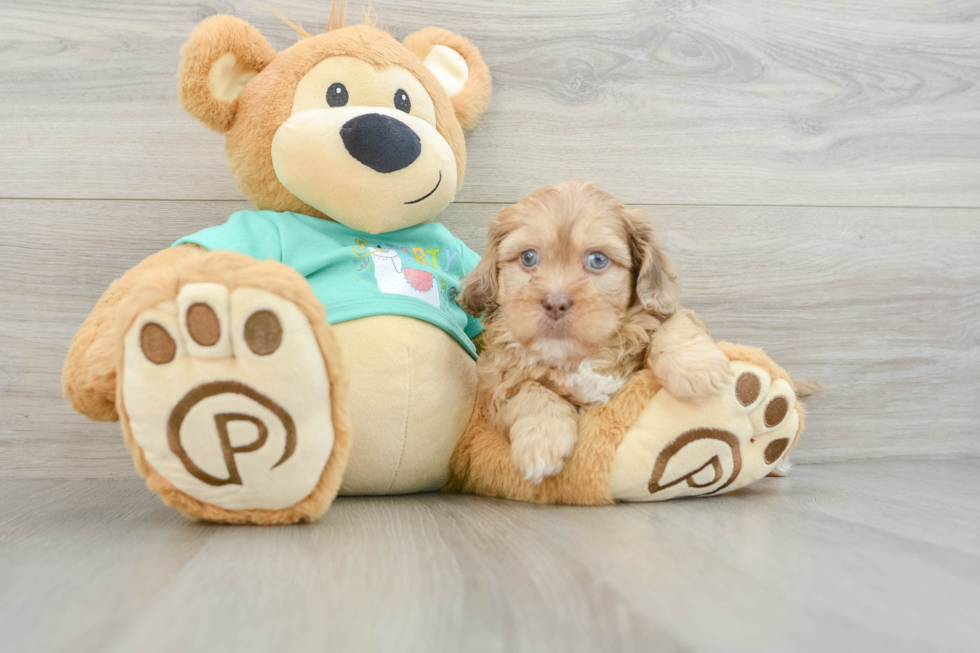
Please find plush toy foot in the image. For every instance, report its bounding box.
[607,353,801,501]
[119,273,348,524]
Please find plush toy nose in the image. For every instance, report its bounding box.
[340,113,422,173]
[541,293,573,320]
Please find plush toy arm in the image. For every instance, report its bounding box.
[646,308,734,398]
[62,245,204,421]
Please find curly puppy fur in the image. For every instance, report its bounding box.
[459,181,733,482]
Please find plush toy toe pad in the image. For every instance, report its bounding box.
[121,283,336,513]
[608,360,799,502]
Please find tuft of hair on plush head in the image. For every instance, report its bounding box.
[270,1,385,39]
[362,2,380,29]
[268,7,313,38]
[327,0,348,31]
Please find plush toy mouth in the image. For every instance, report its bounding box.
[404,171,442,205]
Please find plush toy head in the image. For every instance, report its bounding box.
[178,8,491,234]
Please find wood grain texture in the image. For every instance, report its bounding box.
[1,199,977,479]
[1,4,977,649]
[1,0,979,206]
[2,460,978,653]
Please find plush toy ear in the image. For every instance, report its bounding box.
[178,15,277,133]
[403,27,492,131]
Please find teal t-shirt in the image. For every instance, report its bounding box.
[174,211,483,359]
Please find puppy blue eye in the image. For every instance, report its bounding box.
[520,250,539,268]
[587,252,609,269]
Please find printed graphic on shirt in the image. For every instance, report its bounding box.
[404,245,461,273]
[350,237,373,258]
[438,276,460,305]
[350,236,468,319]
[368,248,441,309]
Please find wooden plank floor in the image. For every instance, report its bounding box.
[2,460,978,653]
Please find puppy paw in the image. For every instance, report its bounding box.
[654,342,734,398]
[510,416,578,484]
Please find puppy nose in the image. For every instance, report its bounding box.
[541,293,573,320]
[340,113,421,173]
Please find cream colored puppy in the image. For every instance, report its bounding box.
[460,181,733,482]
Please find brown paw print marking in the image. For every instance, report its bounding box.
[140,323,176,365]
[167,380,296,487]
[648,428,742,495]
[764,396,789,428]
[761,392,791,464]
[764,438,790,465]
[244,310,283,356]
[735,372,761,406]
[186,302,220,346]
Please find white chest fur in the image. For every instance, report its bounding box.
[564,360,628,407]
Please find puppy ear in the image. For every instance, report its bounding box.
[403,27,492,131]
[459,210,511,317]
[178,15,277,133]
[627,210,680,315]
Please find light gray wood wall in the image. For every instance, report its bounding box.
[1,1,978,479]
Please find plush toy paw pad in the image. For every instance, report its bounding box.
[608,361,799,502]
[243,310,283,355]
[185,303,221,346]
[122,283,335,511]
[735,371,761,406]
[140,322,177,364]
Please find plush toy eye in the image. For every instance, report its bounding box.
[520,250,539,268]
[327,82,349,107]
[587,252,609,270]
[394,89,411,113]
